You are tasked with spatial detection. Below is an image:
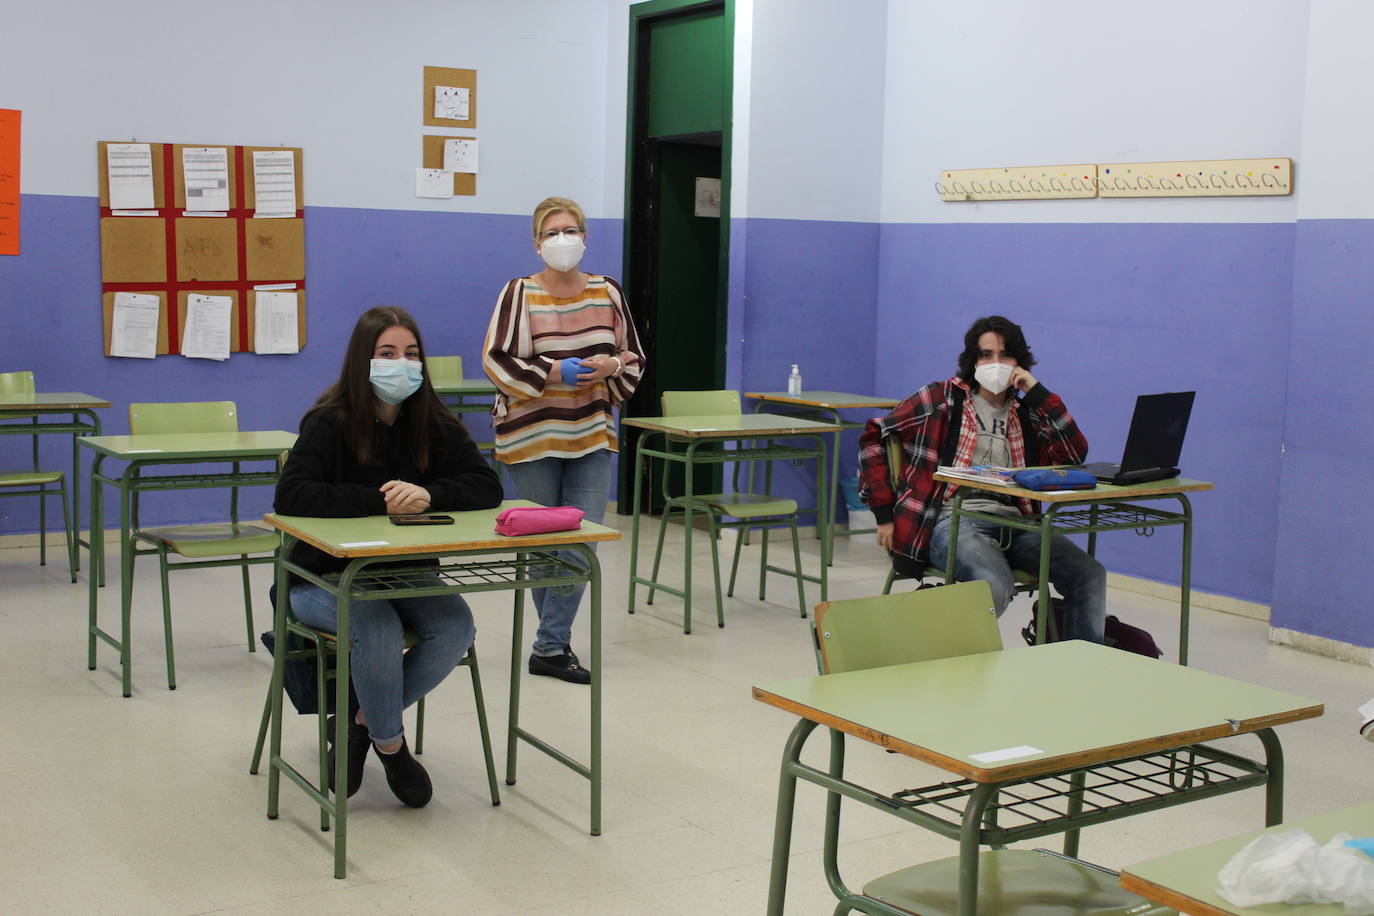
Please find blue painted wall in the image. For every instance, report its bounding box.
[0,194,622,529]
[874,222,1295,607]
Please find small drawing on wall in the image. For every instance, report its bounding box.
[434,86,470,121]
[694,177,721,218]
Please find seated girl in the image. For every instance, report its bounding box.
[274,306,503,807]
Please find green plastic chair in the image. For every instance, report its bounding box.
[879,433,1040,603]
[811,586,1172,916]
[811,580,1002,675]
[249,619,501,814]
[426,355,463,388]
[647,389,808,630]
[0,371,76,580]
[127,401,280,689]
[428,355,500,481]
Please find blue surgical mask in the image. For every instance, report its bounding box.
[369,358,423,405]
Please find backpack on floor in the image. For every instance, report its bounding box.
[1023,598,1163,658]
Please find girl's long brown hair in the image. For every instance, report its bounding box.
[305,306,465,471]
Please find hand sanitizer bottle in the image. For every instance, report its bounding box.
[787,364,802,396]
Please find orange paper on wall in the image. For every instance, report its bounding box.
[0,109,19,256]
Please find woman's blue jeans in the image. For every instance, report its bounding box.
[927,514,1107,643]
[289,576,475,746]
[504,449,611,656]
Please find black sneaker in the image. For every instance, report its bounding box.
[528,651,592,685]
[375,739,432,808]
[326,715,371,798]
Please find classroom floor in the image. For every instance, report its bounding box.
[3,515,1370,915]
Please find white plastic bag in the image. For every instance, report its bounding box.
[1217,828,1374,914]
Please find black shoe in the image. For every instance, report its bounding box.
[528,651,592,685]
[376,740,432,808]
[326,715,371,798]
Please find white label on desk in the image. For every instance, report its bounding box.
[970,744,1042,763]
[123,449,164,453]
[339,540,390,548]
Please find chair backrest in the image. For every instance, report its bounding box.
[812,580,1002,674]
[129,401,240,435]
[427,355,463,388]
[661,389,741,417]
[0,370,35,397]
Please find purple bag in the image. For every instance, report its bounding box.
[495,505,585,536]
[1024,598,1163,658]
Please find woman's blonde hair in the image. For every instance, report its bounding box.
[532,196,586,240]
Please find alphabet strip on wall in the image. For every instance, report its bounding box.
[937,157,1292,202]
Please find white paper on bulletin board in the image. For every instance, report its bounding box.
[937,164,1097,201]
[1097,158,1292,197]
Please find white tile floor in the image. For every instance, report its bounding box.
[2,516,1371,915]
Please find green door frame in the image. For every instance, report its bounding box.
[620,0,734,512]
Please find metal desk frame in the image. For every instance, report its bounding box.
[0,392,110,572]
[938,474,1214,664]
[264,506,618,878]
[82,431,296,696]
[755,641,1323,916]
[745,392,899,564]
[623,414,840,634]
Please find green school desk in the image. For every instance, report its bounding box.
[745,391,900,557]
[933,472,1215,663]
[263,502,620,878]
[0,391,110,571]
[81,430,297,696]
[622,413,842,632]
[433,378,500,471]
[755,640,1322,916]
[1121,800,1374,915]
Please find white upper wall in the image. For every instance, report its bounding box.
[881,0,1310,223]
[5,0,623,217]
[1296,0,1374,219]
[737,0,887,222]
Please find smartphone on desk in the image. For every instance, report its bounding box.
[389,514,455,525]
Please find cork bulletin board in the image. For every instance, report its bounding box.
[96,140,307,356]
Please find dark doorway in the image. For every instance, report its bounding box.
[620,0,732,513]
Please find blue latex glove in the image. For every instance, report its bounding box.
[560,358,595,386]
[1345,837,1374,859]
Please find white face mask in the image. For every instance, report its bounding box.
[539,234,586,272]
[974,362,1014,396]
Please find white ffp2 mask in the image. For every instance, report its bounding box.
[539,235,586,272]
[974,362,1013,396]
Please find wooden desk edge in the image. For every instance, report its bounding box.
[0,398,113,410]
[624,419,843,436]
[752,686,1323,783]
[932,473,1215,501]
[1119,871,1230,916]
[744,392,900,409]
[267,516,621,559]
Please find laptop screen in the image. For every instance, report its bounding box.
[1119,391,1196,474]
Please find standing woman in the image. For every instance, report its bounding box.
[484,197,644,684]
[275,306,502,807]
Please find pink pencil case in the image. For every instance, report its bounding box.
[495,505,585,536]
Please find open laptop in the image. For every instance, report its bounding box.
[1076,391,1195,485]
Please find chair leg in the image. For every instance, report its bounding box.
[158,547,176,690]
[239,559,256,653]
[60,479,76,582]
[727,521,746,598]
[38,488,47,566]
[882,567,897,595]
[414,696,425,755]
[789,520,807,618]
[705,512,725,629]
[759,520,771,601]
[251,685,272,774]
[316,640,332,831]
[464,647,501,806]
[647,503,673,605]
